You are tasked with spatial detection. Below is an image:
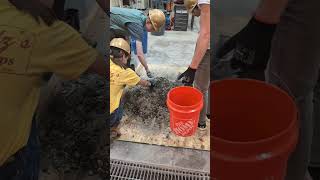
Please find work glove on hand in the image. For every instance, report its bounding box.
[177,67,196,86]
[216,17,277,70]
[146,71,154,78]
[149,79,156,90]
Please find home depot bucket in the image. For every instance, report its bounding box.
[167,86,203,137]
[211,79,299,180]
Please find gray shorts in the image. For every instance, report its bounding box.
[265,0,320,179]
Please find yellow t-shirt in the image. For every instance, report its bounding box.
[110,59,141,113]
[0,1,98,165]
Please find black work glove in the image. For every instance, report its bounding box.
[149,79,156,90]
[177,67,196,86]
[216,17,277,70]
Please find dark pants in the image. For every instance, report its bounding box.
[110,102,124,127]
[265,0,320,179]
[194,50,210,126]
[0,117,40,180]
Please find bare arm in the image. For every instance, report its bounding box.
[254,0,290,24]
[137,79,151,87]
[87,53,108,76]
[136,40,150,71]
[190,4,210,69]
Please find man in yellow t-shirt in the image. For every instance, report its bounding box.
[0,0,107,179]
[109,38,153,129]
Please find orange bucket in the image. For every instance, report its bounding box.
[167,86,203,137]
[211,79,299,180]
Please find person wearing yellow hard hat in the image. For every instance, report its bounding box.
[110,38,155,136]
[177,0,210,130]
[110,7,166,78]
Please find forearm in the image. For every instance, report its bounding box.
[254,0,290,24]
[138,79,151,87]
[190,33,210,69]
[136,41,149,70]
[190,4,210,69]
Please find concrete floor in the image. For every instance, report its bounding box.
[213,0,259,45]
[111,17,210,173]
[133,15,201,80]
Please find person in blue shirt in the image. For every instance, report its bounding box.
[110,7,165,78]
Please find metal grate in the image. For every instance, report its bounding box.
[110,159,210,180]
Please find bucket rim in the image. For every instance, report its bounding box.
[211,78,292,97]
[167,86,203,109]
[211,78,299,145]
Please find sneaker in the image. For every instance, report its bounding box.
[111,127,121,139]
[198,123,207,130]
[305,171,313,180]
[146,71,154,78]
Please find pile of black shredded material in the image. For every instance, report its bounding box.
[40,73,110,179]
[124,77,181,128]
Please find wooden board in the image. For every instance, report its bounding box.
[115,115,210,151]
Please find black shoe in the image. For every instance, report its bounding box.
[308,166,320,180]
[198,123,206,130]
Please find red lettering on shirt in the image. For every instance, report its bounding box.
[0,56,14,66]
[20,39,32,49]
[0,31,16,54]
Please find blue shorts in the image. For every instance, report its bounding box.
[110,102,124,127]
[0,116,40,180]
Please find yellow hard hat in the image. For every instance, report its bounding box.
[148,9,166,32]
[110,38,130,54]
[184,0,198,13]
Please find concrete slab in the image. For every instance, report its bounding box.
[131,17,201,80]
[110,141,210,172]
[213,0,258,44]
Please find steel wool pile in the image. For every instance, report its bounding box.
[40,74,109,179]
[124,77,181,128]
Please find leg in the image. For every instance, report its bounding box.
[0,116,40,180]
[194,50,210,127]
[110,102,124,138]
[110,102,124,128]
[265,0,320,179]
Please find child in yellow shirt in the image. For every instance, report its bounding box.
[110,38,154,130]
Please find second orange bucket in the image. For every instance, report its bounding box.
[167,86,203,137]
[211,79,299,180]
